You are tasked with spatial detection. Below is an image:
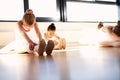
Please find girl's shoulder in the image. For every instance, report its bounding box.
[18,20,23,25]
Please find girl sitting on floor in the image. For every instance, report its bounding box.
[44,23,66,50]
[97,21,120,47]
[0,9,54,56]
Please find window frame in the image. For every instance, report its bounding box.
[66,0,119,22]
[0,0,119,22]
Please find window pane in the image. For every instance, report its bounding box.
[67,2,118,22]
[29,0,59,20]
[80,0,95,1]
[67,0,95,1]
[96,0,116,2]
[0,0,24,21]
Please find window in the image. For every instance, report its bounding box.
[0,0,24,21]
[96,0,116,2]
[68,0,116,2]
[80,0,95,1]
[29,0,60,21]
[66,2,118,22]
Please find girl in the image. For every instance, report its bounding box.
[44,23,66,50]
[97,21,120,47]
[18,9,54,56]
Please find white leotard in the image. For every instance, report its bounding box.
[0,27,40,53]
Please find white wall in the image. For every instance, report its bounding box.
[0,22,116,48]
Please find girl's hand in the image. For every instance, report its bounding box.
[29,42,37,51]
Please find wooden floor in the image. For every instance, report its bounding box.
[0,46,120,80]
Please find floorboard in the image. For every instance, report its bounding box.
[0,46,120,80]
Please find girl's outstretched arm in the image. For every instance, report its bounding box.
[54,34,60,39]
[34,22,42,41]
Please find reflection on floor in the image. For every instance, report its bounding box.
[0,46,120,80]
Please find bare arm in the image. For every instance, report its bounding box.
[34,23,42,41]
[44,33,48,40]
[54,34,60,39]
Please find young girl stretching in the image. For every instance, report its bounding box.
[44,23,66,50]
[97,20,120,47]
[17,9,54,56]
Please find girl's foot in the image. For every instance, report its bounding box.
[62,38,66,49]
[46,40,54,56]
[38,39,46,56]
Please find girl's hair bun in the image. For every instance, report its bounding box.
[26,9,33,14]
[51,23,55,26]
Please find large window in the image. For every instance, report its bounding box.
[0,0,119,22]
[96,0,116,2]
[29,0,60,21]
[68,0,116,2]
[66,1,118,22]
[0,0,24,21]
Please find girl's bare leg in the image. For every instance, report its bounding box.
[61,38,66,49]
[53,38,66,50]
[58,39,63,50]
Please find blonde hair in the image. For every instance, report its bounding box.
[23,9,36,25]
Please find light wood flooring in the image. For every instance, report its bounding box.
[0,46,120,80]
